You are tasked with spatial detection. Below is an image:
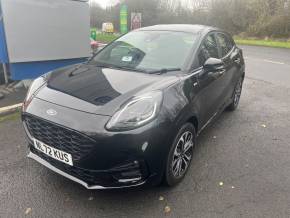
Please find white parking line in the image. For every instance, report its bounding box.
[263,59,285,65]
[244,56,286,65]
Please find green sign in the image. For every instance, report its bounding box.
[90,28,97,40]
[120,5,128,34]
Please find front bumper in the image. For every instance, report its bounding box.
[27,151,146,189]
[28,143,149,189]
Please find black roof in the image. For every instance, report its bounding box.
[136,24,220,34]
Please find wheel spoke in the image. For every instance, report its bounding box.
[184,141,193,153]
[179,136,185,145]
[187,133,192,142]
[172,157,179,168]
[179,139,185,151]
[177,159,183,176]
[184,152,192,162]
[182,157,189,171]
[174,148,180,157]
[173,158,181,176]
[183,132,189,142]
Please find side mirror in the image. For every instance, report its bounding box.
[203,58,225,72]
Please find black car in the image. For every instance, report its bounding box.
[22,25,245,189]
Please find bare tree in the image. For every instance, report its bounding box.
[89,0,290,37]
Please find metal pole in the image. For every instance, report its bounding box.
[2,63,9,84]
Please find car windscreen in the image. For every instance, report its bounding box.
[89,31,198,73]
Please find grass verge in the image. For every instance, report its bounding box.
[234,38,290,49]
[0,111,21,123]
[96,33,119,43]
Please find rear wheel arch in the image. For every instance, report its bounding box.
[241,71,245,80]
[187,116,199,133]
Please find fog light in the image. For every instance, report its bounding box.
[112,160,146,183]
[118,177,142,183]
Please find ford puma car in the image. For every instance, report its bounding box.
[22,25,245,189]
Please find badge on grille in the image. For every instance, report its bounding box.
[46,109,57,116]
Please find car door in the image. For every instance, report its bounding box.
[215,32,241,105]
[193,32,225,128]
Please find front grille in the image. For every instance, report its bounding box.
[31,147,112,186]
[24,114,96,162]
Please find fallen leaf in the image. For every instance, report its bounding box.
[219,182,224,186]
[25,208,32,215]
[88,196,94,201]
[164,206,171,213]
[159,196,164,201]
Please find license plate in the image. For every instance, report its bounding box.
[33,138,73,166]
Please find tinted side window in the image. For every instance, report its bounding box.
[198,34,219,66]
[216,33,234,58]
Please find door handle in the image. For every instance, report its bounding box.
[218,69,226,75]
[234,58,241,64]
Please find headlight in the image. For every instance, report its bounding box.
[106,91,163,131]
[25,77,45,100]
[23,74,49,110]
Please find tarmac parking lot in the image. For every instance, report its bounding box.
[1,45,290,218]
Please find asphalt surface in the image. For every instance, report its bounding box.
[1,45,290,218]
[0,87,27,108]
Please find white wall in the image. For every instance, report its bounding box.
[1,0,90,63]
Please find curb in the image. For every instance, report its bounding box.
[0,103,23,116]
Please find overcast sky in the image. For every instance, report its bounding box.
[90,0,119,8]
[90,0,191,8]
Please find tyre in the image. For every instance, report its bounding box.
[227,77,243,111]
[164,123,196,186]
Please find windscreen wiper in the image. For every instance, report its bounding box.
[95,63,148,73]
[68,64,84,77]
[113,65,148,73]
[148,68,181,75]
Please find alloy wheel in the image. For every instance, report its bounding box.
[233,79,242,107]
[171,131,194,178]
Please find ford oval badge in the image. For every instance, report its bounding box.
[46,109,57,116]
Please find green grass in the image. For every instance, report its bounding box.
[234,38,290,49]
[95,33,119,43]
[0,111,21,123]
